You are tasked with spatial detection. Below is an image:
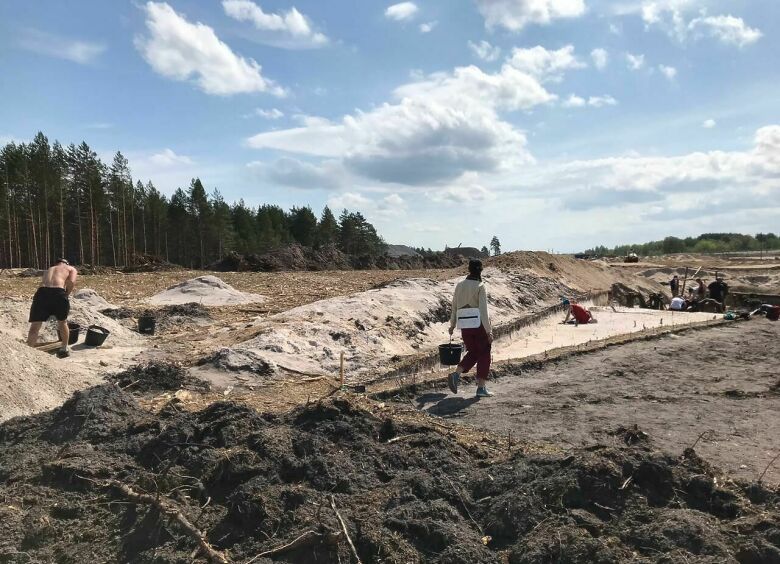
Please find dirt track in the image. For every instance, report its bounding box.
[417,320,780,486]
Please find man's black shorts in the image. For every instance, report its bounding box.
[28,287,70,322]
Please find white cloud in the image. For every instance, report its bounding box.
[429,182,496,203]
[385,2,419,21]
[590,48,608,70]
[702,119,716,129]
[641,2,762,47]
[468,40,501,62]
[135,2,285,96]
[18,28,105,65]
[419,21,437,33]
[248,157,342,190]
[609,22,622,35]
[474,0,586,31]
[688,15,762,48]
[148,148,194,167]
[563,94,617,108]
[253,108,285,119]
[328,192,372,210]
[625,52,645,70]
[587,95,617,107]
[506,45,586,82]
[221,0,328,48]
[520,125,780,214]
[659,64,677,80]
[247,61,556,185]
[562,94,586,108]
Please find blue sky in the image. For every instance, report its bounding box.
[1,0,778,252]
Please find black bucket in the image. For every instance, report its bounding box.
[84,325,110,347]
[138,315,156,335]
[58,322,81,345]
[438,343,463,366]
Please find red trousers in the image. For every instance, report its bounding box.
[458,325,491,380]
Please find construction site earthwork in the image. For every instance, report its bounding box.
[1,251,778,564]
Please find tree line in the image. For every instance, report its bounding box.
[0,132,386,269]
[585,233,780,257]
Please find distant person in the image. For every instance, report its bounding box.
[669,275,680,297]
[561,298,597,324]
[27,259,77,358]
[708,277,729,306]
[447,259,493,398]
[696,278,707,299]
[670,296,687,311]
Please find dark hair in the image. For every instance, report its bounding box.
[56,258,70,265]
[467,259,483,281]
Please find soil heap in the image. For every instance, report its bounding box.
[148,275,265,306]
[0,386,777,562]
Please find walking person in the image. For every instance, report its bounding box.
[447,259,494,398]
[27,259,78,358]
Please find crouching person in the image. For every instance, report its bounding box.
[447,259,494,398]
[562,298,597,325]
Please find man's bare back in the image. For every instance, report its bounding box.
[42,262,78,295]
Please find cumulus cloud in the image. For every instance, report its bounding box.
[468,40,502,62]
[688,15,762,47]
[590,48,608,70]
[248,157,342,190]
[419,21,437,33]
[659,64,677,80]
[429,182,496,203]
[523,125,780,214]
[328,191,372,210]
[474,0,586,31]
[247,60,558,185]
[385,2,419,21]
[506,45,586,82]
[222,0,328,48]
[135,2,285,96]
[641,2,762,47]
[702,119,716,129]
[18,28,105,65]
[625,52,645,70]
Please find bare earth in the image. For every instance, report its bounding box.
[417,320,780,486]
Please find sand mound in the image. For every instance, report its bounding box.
[0,290,145,420]
[72,288,117,310]
[207,268,576,380]
[148,275,264,306]
[0,333,99,421]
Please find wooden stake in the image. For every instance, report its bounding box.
[339,351,345,387]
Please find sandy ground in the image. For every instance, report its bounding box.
[494,305,717,362]
[415,320,780,486]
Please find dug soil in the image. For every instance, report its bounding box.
[416,319,780,487]
[1,382,779,562]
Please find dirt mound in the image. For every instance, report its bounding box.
[0,390,777,562]
[148,275,264,306]
[122,253,182,273]
[217,268,577,381]
[106,362,210,393]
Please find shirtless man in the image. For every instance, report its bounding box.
[27,259,78,358]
